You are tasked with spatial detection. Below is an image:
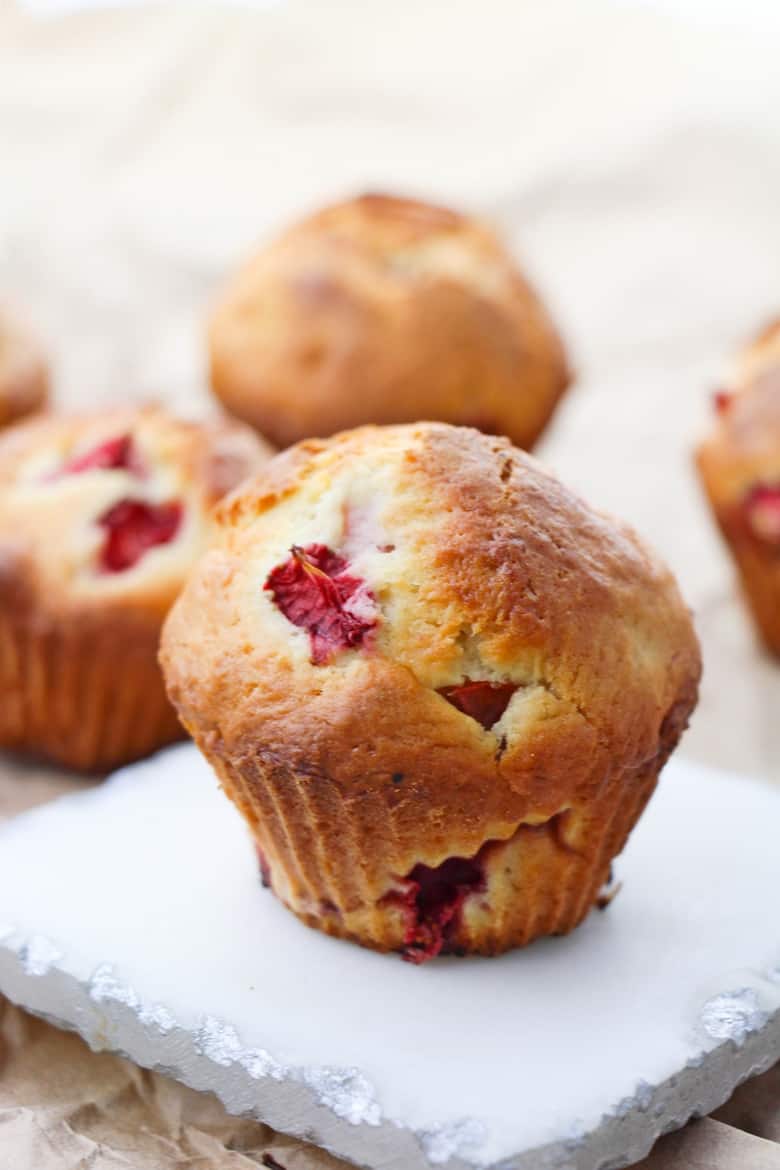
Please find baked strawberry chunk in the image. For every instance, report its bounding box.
[438,680,517,729]
[264,543,377,664]
[57,433,143,477]
[97,498,182,572]
[400,855,486,964]
[744,483,780,547]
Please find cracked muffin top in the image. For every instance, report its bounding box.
[0,308,48,428]
[162,423,700,834]
[0,405,271,620]
[208,193,570,450]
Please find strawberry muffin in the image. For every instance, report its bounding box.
[697,319,780,655]
[208,193,570,450]
[0,405,270,771]
[0,308,48,428]
[162,423,700,963]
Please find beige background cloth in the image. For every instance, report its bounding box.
[0,0,778,1166]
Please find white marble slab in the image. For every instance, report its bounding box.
[0,744,778,1170]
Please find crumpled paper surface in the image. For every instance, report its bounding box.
[2,969,780,1170]
[1,0,779,1167]
[0,994,346,1170]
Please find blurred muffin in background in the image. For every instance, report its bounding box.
[162,423,699,963]
[208,193,570,450]
[696,319,780,656]
[0,307,48,428]
[0,405,270,771]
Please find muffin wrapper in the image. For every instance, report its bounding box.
[204,749,661,957]
[0,612,182,771]
[705,498,780,657]
[733,549,780,656]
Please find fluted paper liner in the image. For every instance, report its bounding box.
[0,612,182,771]
[201,746,661,957]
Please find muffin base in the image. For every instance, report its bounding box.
[701,499,780,657]
[199,743,662,961]
[736,556,780,656]
[0,609,183,772]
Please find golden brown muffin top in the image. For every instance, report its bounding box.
[298,192,469,250]
[242,192,527,294]
[162,423,700,851]
[208,193,570,450]
[0,405,271,620]
[0,308,49,428]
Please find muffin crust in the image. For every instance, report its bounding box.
[0,405,271,769]
[209,194,570,450]
[163,423,700,959]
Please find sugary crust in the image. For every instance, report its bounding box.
[162,423,700,956]
[208,193,570,450]
[696,320,780,654]
[0,309,49,428]
[0,405,271,769]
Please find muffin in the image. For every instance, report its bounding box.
[162,423,700,962]
[696,319,780,655]
[0,405,270,771]
[0,308,48,428]
[208,193,570,450]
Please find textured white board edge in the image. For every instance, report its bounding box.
[0,950,779,1170]
[0,746,779,1170]
[0,949,779,1170]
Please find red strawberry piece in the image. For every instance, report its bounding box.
[438,680,517,729]
[744,483,780,547]
[400,855,486,964]
[97,498,182,573]
[713,390,733,415]
[264,543,377,664]
[56,433,144,478]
